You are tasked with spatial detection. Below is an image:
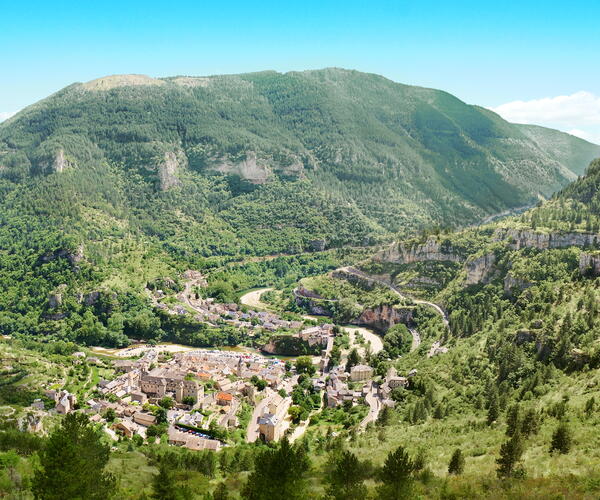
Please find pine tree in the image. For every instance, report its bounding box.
[377,446,415,499]
[550,422,573,454]
[32,413,116,500]
[325,450,368,500]
[487,394,499,426]
[242,438,310,500]
[151,462,180,500]
[496,431,525,478]
[505,404,520,436]
[448,448,465,475]
[520,408,541,437]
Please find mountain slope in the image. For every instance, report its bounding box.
[1,68,598,237]
[0,68,598,345]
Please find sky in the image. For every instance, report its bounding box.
[1,0,600,143]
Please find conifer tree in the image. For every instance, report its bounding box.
[32,413,116,500]
[496,431,525,478]
[448,448,465,475]
[550,422,573,454]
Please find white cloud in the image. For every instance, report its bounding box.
[491,91,600,145]
[0,111,17,122]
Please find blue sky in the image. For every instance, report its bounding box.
[2,0,600,142]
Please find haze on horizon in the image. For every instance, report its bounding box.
[2,0,599,143]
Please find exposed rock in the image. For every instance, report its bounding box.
[53,149,69,173]
[375,237,463,265]
[494,228,600,250]
[83,291,101,306]
[309,239,327,252]
[504,273,532,296]
[214,151,271,184]
[579,252,600,276]
[158,151,185,191]
[354,305,414,333]
[48,285,67,309]
[464,253,496,286]
[514,329,536,345]
[40,246,84,267]
[81,74,165,91]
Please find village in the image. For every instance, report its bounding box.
[28,316,418,452]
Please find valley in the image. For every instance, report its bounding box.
[0,69,600,499]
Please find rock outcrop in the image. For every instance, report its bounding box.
[504,272,532,295]
[158,151,185,191]
[375,237,463,265]
[493,228,600,250]
[464,253,497,286]
[354,305,415,333]
[579,252,600,276]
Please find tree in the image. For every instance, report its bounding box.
[333,298,361,324]
[159,397,174,409]
[346,348,361,372]
[32,413,116,499]
[154,406,168,424]
[585,396,595,417]
[487,394,499,426]
[151,462,178,500]
[377,446,415,499]
[505,404,520,436]
[213,482,229,500]
[295,356,316,376]
[496,431,525,478]
[242,438,310,500]
[325,450,367,500]
[520,408,541,437]
[448,448,465,475]
[550,422,572,454]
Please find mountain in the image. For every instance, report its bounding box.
[0,68,598,345]
[1,68,599,239]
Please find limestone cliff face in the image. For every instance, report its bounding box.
[579,252,600,276]
[376,237,463,265]
[464,253,497,286]
[354,305,414,333]
[158,150,185,191]
[493,228,600,250]
[504,272,532,295]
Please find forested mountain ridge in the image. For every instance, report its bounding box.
[0,68,598,346]
[1,68,599,236]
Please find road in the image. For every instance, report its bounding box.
[360,383,381,428]
[246,389,274,443]
[239,287,273,309]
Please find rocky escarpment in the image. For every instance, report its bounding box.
[158,150,186,191]
[261,335,321,356]
[375,237,463,265]
[294,287,414,333]
[464,253,497,286]
[504,272,532,295]
[579,252,600,276]
[493,228,600,250]
[354,305,415,333]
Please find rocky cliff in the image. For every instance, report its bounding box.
[493,228,600,250]
[375,237,463,265]
[579,252,600,276]
[354,305,415,333]
[464,253,497,286]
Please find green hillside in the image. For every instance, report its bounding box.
[0,68,598,347]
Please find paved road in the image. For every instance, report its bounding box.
[239,288,273,309]
[246,389,274,443]
[360,383,381,428]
